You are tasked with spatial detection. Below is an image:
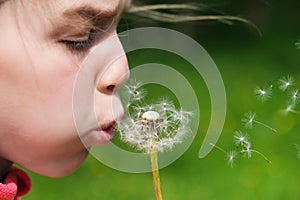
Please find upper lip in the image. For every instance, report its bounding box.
[100,120,117,131]
[98,111,124,132]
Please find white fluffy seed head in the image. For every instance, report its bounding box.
[117,81,192,153]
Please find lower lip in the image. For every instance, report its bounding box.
[99,128,115,143]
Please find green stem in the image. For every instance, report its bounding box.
[150,148,163,200]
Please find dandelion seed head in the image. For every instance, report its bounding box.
[278,75,295,91]
[118,81,191,153]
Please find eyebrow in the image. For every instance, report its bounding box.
[64,6,120,23]
[50,2,130,39]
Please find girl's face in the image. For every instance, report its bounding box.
[0,0,130,177]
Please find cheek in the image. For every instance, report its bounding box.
[0,48,86,167]
[33,50,79,99]
[30,52,79,133]
[10,46,80,141]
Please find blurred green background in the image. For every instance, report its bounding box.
[24,0,300,199]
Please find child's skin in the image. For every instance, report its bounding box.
[0,0,130,179]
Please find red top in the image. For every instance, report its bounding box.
[0,167,31,200]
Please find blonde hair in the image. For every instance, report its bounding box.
[126,3,260,34]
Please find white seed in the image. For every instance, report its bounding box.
[142,111,160,120]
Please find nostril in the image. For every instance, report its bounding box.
[106,85,115,92]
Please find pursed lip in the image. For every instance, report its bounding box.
[79,110,124,147]
[90,112,124,145]
[96,116,121,144]
[100,121,116,136]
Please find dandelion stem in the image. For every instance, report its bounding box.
[253,120,277,133]
[150,147,163,200]
[210,143,227,154]
[250,149,272,164]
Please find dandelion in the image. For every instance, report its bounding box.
[240,142,271,163]
[118,81,192,200]
[118,104,192,153]
[118,82,192,153]
[278,75,295,91]
[242,112,277,133]
[289,89,300,105]
[234,130,249,146]
[254,85,272,102]
[210,143,237,167]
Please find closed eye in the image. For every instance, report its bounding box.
[51,3,129,54]
[61,29,102,52]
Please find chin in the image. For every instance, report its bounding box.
[26,150,89,178]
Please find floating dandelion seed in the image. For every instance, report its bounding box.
[118,82,192,153]
[254,85,272,102]
[278,75,295,91]
[241,112,277,133]
[241,112,256,129]
[234,131,249,146]
[240,142,271,163]
[210,143,237,167]
[226,150,238,167]
[289,89,300,105]
[240,141,252,158]
[233,132,271,163]
[282,104,300,115]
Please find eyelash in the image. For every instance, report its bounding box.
[62,29,100,53]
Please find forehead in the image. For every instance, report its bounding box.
[54,0,121,11]
[51,0,126,14]
[30,0,129,19]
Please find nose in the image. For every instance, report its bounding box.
[96,36,129,94]
[96,55,129,94]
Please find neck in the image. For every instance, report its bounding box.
[0,157,12,181]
